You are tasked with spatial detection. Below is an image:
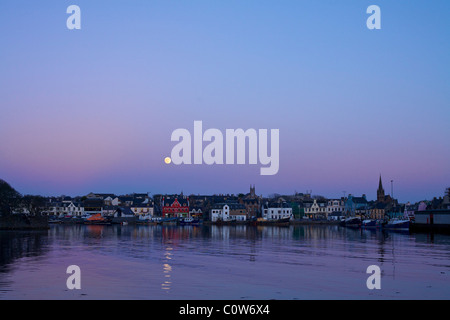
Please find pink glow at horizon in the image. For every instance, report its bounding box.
[0,1,449,202]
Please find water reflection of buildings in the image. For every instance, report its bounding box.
[2,223,449,299]
[45,224,450,276]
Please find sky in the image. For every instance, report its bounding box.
[0,0,449,203]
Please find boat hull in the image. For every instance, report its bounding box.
[84,214,111,225]
[340,218,361,227]
[384,220,410,230]
[179,219,201,226]
[362,220,377,228]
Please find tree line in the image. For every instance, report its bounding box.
[0,179,46,216]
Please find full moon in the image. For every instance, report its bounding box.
[164,157,172,164]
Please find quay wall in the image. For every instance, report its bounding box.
[412,210,450,234]
[204,220,341,226]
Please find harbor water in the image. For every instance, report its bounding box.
[0,224,449,300]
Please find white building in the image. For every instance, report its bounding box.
[304,199,327,219]
[326,199,345,216]
[104,196,121,206]
[262,203,293,220]
[130,198,154,216]
[210,203,247,222]
[46,201,84,217]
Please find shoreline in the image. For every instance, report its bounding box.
[3,216,449,235]
[202,219,341,226]
[0,215,49,230]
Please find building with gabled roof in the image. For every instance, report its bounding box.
[210,202,247,222]
[345,194,369,217]
[131,198,154,216]
[304,199,327,219]
[161,195,189,218]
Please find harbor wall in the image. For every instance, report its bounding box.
[412,210,450,234]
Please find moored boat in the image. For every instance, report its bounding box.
[254,217,291,226]
[178,217,201,225]
[162,217,178,225]
[136,216,164,225]
[136,215,152,225]
[340,217,361,227]
[362,219,377,228]
[48,217,62,224]
[384,218,410,230]
[84,213,111,225]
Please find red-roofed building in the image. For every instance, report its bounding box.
[162,195,189,218]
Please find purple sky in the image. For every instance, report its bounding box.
[0,1,449,202]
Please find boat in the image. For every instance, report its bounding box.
[362,219,377,228]
[136,215,159,225]
[48,217,62,224]
[162,217,178,225]
[178,217,201,225]
[84,213,111,225]
[152,217,163,225]
[384,218,410,230]
[340,217,361,227]
[254,217,291,226]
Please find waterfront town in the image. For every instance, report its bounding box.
[0,176,449,231]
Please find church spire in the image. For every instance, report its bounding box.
[377,175,385,202]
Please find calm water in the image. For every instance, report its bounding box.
[0,224,449,300]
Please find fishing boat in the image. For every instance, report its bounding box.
[340,217,361,228]
[384,218,410,230]
[361,219,377,228]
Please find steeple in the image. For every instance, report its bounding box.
[250,184,255,197]
[377,175,385,202]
